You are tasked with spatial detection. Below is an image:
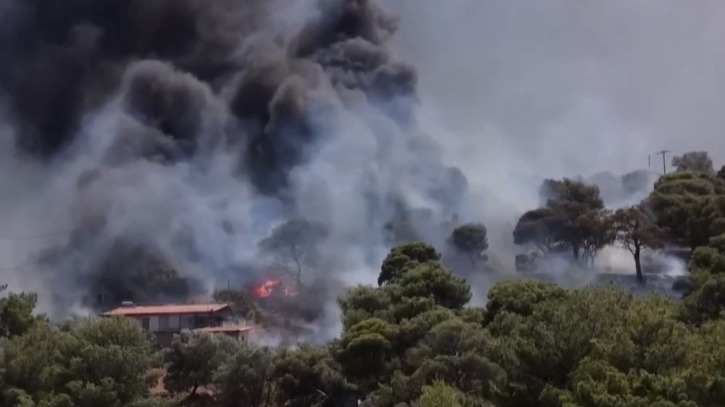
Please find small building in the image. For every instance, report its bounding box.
[100,302,250,346]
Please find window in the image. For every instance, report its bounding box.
[141,317,150,331]
[158,315,171,330]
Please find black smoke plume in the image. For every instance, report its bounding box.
[0,0,467,340]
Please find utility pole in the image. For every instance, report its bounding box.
[656,150,670,175]
[648,154,651,171]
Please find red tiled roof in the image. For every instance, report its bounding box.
[195,325,252,333]
[101,303,230,317]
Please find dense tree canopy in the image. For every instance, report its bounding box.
[646,171,725,249]
[0,289,46,339]
[164,331,235,397]
[513,207,564,256]
[672,151,715,173]
[0,316,161,407]
[514,178,607,264]
[378,241,441,286]
[544,177,604,208]
[449,223,489,268]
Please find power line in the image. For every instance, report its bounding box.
[655,150,670,175]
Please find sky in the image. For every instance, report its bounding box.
[388,0,725,179]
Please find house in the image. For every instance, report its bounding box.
[100,302,250,346]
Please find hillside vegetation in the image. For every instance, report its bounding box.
[2,154,725,407]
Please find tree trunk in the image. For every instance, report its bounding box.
[292,246,303,288]
[295,271,302,289]
[634,245,644,284]
[572,244,580,260]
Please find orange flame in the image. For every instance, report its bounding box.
[253,278,298,298]
[254,279,279,297]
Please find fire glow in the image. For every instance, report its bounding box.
[253,278,298,298]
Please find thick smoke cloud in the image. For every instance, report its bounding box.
[2,0,722,339]
[0,0,466,341]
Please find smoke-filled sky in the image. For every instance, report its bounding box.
[390,0,725,173]
[386,0,725,248]
[0,0,723,338]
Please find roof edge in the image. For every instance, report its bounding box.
[100,303,231,316]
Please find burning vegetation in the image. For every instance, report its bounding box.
[252,278,298,298]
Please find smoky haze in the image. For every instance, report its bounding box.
[0,0,721,340]
[387,0,725,257]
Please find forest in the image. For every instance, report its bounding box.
[2,150,725,407]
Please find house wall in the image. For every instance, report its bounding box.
[209,330,249,342]
[149,316,159,332]
[134,314,185,333]
[130,314,193,348]
[107,309,246,348]
[130,312,230,333]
